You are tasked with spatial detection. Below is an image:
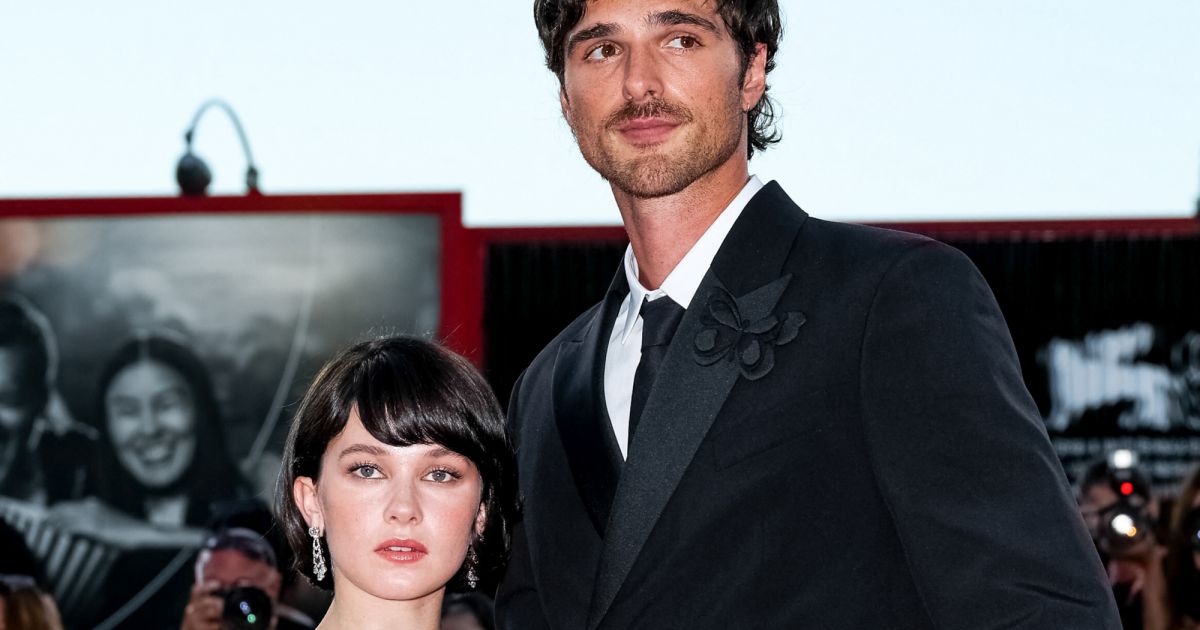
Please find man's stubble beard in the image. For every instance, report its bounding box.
[568,87,745,200]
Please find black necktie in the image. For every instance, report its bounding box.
[629,296,686,440]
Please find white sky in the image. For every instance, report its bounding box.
[0,1,1197,226]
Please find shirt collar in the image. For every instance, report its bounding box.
[619,175,764,342]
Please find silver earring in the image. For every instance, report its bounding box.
[466,544,479,589]
[309,526,327,582]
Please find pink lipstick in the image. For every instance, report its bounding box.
[375,538,428,564]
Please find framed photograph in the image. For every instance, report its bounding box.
[0,193,466,627]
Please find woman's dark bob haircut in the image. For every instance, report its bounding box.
[276,336,517,591]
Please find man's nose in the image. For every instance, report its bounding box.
[622,44,664,103]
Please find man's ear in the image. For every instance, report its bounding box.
[741,42,769,112]
[293,476,323,532]
[559,86,572,121]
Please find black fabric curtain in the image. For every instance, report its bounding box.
[483,230,1200,491]
[484,240,627,407]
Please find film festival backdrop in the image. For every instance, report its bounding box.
[0,194,463,628]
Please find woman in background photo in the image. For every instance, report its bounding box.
[66,333,247,537]
[42,333,250,628]
[277,336,517,630]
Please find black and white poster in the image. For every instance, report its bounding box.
[0,210,440,627]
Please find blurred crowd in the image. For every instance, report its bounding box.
[1080,450,1200,629]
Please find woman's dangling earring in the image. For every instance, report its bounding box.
[466,542,480,589]
[310,526,327,582]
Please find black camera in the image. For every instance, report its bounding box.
[1095,494,1153,554]
[1085,450,1155,555]
[218,586,273,630]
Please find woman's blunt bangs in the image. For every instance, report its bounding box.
[351,340,502,472]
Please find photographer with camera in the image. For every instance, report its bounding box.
[181,527,306,630]
[1161,465,1200,628]
[1078,450,1170,630]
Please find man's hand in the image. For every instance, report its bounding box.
[180,581,224,630]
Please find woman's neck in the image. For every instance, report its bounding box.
[144,494,188,527]
[317,582,444,630]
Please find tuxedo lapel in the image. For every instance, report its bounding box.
[553,269,628,536]
[587,182,809,629]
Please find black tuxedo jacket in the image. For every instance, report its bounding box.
[496,182,1119,629]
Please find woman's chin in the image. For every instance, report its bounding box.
[341,567,455,603]
[128,462,187,490]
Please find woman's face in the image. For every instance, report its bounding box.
[105,359,197,489]
[295,409,485,605]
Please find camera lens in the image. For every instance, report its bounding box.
[1097,499,1150,554]
[222,586,273,629]
[1110,514,1138,539]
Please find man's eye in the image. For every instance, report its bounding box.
[586,42,619,60]
[351,464,382,479]
[666,35,699,49]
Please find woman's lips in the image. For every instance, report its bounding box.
[135,439,177,465]
[375,538,428,564]
[617,117,679,145]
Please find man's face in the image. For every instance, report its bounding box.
[1078,483,1120,537]
[199,548,282,602]
[558,0,765,199]
[0,347,37,434]
[0,347,39,479]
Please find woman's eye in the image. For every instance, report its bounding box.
[111,401,141,417]
[153,395,181,413]
[351,465,382,479]
[667,35,699,49]
[586,42,619,60]
[424,468,461,483]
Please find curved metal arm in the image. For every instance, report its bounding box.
[183,99,260,193]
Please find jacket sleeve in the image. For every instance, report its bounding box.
[858,241,1121,629]
[494,372,552,630]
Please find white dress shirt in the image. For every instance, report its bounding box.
[603,176,764,457]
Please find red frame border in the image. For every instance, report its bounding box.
[0,193,484,360]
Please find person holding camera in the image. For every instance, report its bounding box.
[1162,465,1200,629]
[181,527,311,630]
[1078,452,1171,630]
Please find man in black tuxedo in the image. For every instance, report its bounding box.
[497,1,1120,628]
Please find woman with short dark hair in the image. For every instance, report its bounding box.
[276,336,517,630]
